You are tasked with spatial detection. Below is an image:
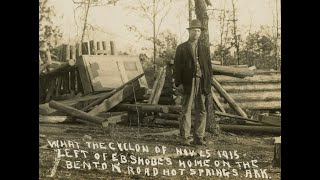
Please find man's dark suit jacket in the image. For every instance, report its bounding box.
[174,40,213,95]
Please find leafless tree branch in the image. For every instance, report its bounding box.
[138,0,154,25]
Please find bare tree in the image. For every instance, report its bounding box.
[194,0,220,135]
[126,0,172,73]
[230,0,240,65]
[72,0,120,44]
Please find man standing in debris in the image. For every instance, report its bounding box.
[174,19,213,146]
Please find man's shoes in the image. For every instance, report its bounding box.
[194,138,207,146]
[181,137,193,146]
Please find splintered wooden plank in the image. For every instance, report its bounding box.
[151,67,166,104]
[49,100,105,126]
[88,81,141,115]
[76,56,93,94]
[148,67,163,104]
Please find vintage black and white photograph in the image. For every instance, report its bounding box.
[39,0,281,179]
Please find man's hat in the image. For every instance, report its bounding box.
[187,19,205,30]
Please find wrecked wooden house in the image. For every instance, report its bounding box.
[39,40,280,135]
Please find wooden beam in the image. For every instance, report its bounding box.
[151,120,280,134]
[214,111,261,124]
[90,40,96,55]
[110,41,117,55]
[39,115,72,124]
[148,67,164,104]
[49,100,105,126]
[81,73,145,112]
[152,67,167,104]
[211,87,225,112]
[41,59,76,77]
[212,65,254,78]
[219,91,281,102]
[211,77,248,118]
[102,113,128,127]
[116,103,169,113]
[214,74,281,84]
[213,84,281,93]
[219,124,281,134]
[70,45,76,91]
[88,81,142,115]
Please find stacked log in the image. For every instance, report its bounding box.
[213,73,281,114]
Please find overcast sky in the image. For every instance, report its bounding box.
[47,0,281,55]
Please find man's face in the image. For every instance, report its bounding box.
[189,28,202,41]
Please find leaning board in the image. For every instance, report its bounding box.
[77,55,148,94]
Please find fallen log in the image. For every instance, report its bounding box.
[220,124,280,134]
[214,111,262,124]
[211,77,248,118]
[49,100,106,126]
[81,73,145,112]
[219,91,281,102]
[102,113,128,127]
[213,84,281,93]
[214,74,281,84]
[157,113,180,120]
[116,103,170,113]
[212,65,254,78]
[39,115,72,123]
[151,119,280,134]
[222,101,281,110]
[141,129,179,137]
[41,59,76,76]
[211,87,226,112]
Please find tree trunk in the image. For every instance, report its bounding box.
[194,0,219,135]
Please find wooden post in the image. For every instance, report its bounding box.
[102,41,107,55]
[110,41,117,55]
[97,41,103,54]
[272,136,281,167]
[90,40,96,55]
[75,43,82,93]
[211,77,248,118]
[49,100,106,126]
[82,42,89,55]
[45,79,56,102]
[76,43,82,57]
[61,45,70,94]
[70,45,76,92]
[42,60,76,77]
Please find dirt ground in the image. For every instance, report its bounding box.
[39,123,281,180]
